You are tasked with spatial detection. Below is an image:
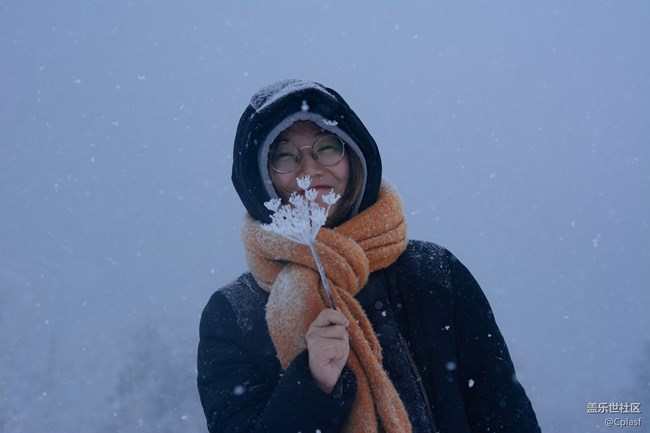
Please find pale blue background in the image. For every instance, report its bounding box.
[1,2,648,432]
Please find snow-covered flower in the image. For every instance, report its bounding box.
[322,190,341,206]
[262,176,341,309]
[264,198,282,213]
[296,176,312,191]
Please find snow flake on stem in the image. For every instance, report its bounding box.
[296,176,312,191]
[264,198,282,213]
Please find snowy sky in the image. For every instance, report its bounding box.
[1,2,648,432]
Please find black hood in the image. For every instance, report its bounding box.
[231,79,382,223]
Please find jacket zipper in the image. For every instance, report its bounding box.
[399,333,439,433]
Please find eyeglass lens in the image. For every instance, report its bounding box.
[269,135,345,173]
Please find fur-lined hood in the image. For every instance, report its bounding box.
[231,79,382,223]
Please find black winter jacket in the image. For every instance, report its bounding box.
[197,240,541,433]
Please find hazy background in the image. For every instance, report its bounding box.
[1,2,648,432]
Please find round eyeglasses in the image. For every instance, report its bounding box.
[268,134,346,174]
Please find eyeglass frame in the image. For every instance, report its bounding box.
[268,134,347,174]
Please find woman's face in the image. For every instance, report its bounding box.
[269,121,350,215]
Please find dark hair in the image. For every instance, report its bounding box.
[327,149,364,227]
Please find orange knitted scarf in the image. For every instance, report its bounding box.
[241,181,412,433]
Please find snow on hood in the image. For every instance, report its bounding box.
[249,79,336,113]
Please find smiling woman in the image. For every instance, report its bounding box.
[268,122,352,226]
[197,79,542,433]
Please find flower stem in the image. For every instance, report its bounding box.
[309,243,337,310]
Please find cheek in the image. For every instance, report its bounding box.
[270,171,293,199]
[333,161,350,189]
[341,164,350,182]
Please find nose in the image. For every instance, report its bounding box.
[295,147,323,177]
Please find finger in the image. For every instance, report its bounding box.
[312,308,350,328]
[307,339,348,363]
[308,335,349,355]
[307,324,349,341]
[311,342,347,362]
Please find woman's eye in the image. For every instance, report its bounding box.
[271,142,298,160]
[316,143,342,155]
[315,136,343,154]
[274,152,295,160]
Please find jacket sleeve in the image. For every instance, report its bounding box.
[197,290,356,433]
[448,252,541,433]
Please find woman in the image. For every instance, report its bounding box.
[197,79,541,433]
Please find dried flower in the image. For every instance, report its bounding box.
[262,176,341,309]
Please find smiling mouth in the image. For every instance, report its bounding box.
[296,185,333,196]
[312,186,336,196]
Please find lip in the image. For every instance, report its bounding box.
[295,184,334,197]
[311,185,336,195]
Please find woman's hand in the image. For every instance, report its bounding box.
[306,308,350,394]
